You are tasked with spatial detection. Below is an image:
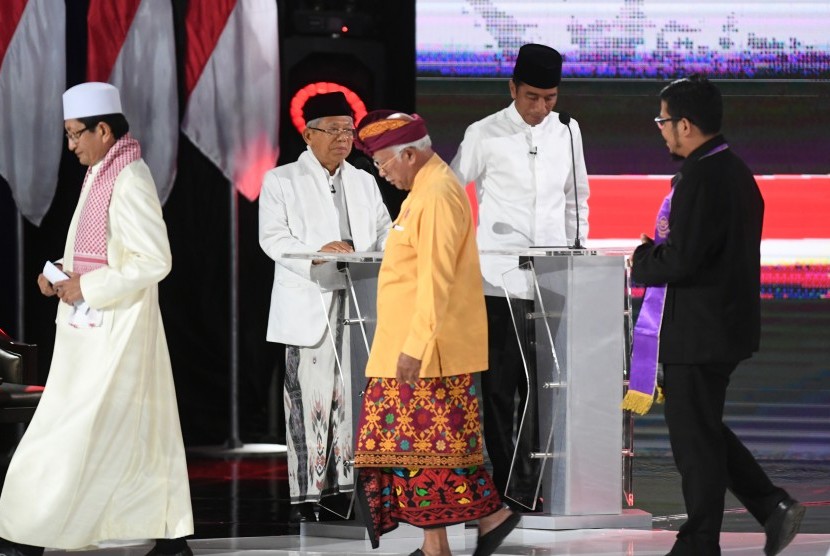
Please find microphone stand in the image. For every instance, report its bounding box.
[559,112,583,249]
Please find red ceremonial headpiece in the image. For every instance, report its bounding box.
[354,110,428,156]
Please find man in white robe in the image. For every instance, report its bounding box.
[0,83,193,556]
[259,92,391,522]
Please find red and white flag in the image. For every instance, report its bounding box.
[0,0,65,225]
[87,0,177,204]
[182,0,280,201]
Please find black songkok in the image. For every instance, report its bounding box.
[512,44,563,88]
[303,91,352,123]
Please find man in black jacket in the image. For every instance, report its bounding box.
[631,76,805,556]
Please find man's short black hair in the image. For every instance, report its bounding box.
[659,75,723,135]
[78,113,130,140]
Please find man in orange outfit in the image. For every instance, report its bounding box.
[351,110,519,556]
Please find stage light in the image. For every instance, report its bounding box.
[278,2,413,166]
[289,81,368,135]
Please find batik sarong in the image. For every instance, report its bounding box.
[355,374,502,547]
[284,292,353,503]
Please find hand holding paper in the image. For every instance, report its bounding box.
[42,261,103,328]
[44,261,82,305]
[43,261,69,284]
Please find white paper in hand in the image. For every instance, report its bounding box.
[43,260,69,284]
[42,260,103,328]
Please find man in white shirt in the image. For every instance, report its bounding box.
[451,44,590,509]
[259,92,392,522]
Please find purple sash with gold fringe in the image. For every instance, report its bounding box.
[621,183,675,415]
[622,143,729,415]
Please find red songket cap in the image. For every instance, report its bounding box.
[354,110,428,156]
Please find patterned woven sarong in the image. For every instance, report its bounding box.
[354,375,502,547]
[355,375,484,468]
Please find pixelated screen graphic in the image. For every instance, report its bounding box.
[416,0,830,79]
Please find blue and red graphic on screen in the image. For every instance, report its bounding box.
[416,0,830,79]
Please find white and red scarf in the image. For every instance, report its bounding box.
[72,134,141,275]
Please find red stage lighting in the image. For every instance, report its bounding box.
[289,82,368,134]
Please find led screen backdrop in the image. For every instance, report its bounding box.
[417,0,830,79]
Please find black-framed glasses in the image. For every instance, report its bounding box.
[654,116,681,129]
[65,126,91,142]
[307,126,356,138]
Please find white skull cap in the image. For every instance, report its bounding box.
[63,82,122,120]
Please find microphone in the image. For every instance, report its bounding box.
[559,111,583,249]
[529,146,537,156]
[493,221,571,249]
[492,221,533,244]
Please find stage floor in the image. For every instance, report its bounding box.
[30,455,830,555]
[43,528,830,555]
[4,297,828,554]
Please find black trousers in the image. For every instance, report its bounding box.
[663,362,788,556]
[480,295,540,507]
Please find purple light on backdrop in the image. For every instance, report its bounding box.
[417,1,830,79]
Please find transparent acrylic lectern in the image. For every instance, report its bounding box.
[282,251,466,540]
[486,247,651,530]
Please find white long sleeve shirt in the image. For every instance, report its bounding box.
[451,102,590,297]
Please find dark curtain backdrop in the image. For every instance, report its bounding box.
[0,185,16,335]
[6,0,414,445]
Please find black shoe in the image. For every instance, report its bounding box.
[0,546,35,556]
[289,501,318,523]
[143,548,192,556]
[764,497,806,556]
[145,546,193,556]
[473,511,521,556]
[408,550,424,556]
[0,539,43,556]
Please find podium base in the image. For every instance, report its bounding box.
[302,520,466,540]
[519,509,652,531]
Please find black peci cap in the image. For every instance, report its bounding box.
[303,91,352,123]
[513,44,563,88]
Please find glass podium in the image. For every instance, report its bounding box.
[486,247,651,530]
[283,248,650,535]
[282,251,466,540]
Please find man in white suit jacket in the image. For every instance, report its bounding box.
[259,92,391,522]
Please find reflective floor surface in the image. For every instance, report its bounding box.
[44,528,830,555]
[6,293,826,554]
[35,454,830,555]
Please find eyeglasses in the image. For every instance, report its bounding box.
[307,126,356,138]
[373,151,401,173]
[65,126,91,142]
[654,116,681,129]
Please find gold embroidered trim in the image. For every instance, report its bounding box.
[358,118,409,141]
[354,451,484,469]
